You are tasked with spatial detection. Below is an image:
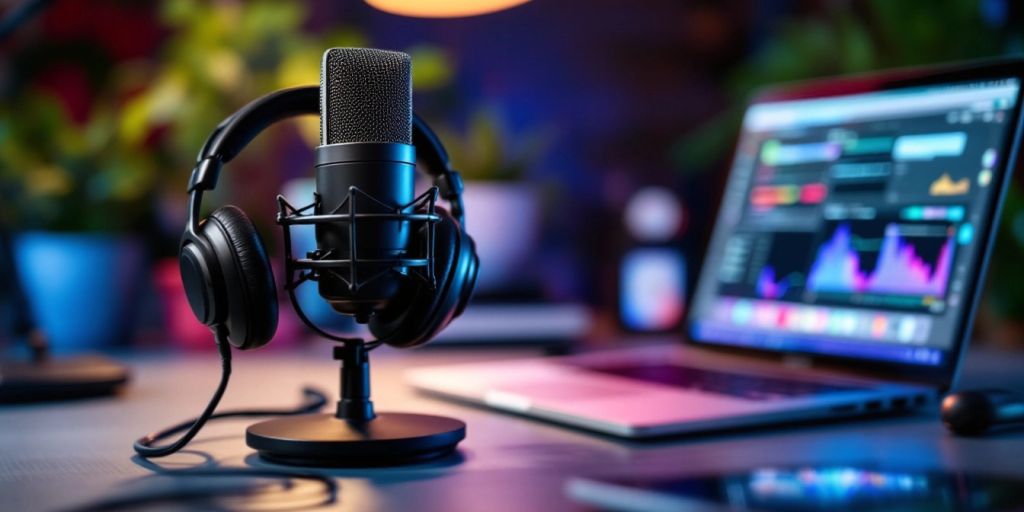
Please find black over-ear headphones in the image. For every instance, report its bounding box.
[179,86,478,350]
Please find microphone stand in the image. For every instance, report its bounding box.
[0,225,129,403]
[246,335,465,466]
[333,342,376,422]
[243,192,466,467]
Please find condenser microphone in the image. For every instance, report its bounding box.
[315,48,415,319]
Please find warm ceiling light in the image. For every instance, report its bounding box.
[365,0,530,18]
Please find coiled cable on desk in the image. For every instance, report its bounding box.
[108,326,338,511]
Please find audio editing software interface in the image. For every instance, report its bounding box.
[691,79,1020,365]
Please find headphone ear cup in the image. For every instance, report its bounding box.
[368,208,475,348]
[202,206,278,350]
[454,236,478,318]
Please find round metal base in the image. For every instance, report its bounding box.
[0,355,129,403]
[246,412,466,467]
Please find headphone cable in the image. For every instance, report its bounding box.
[133,326,329,457]
[122,326,337,510]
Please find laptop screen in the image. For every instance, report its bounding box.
[689,77,1021,367]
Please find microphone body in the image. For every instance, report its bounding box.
[314,143,415,316]
[314,48,415,318]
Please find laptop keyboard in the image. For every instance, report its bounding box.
[581,363,866,401]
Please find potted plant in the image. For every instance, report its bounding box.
[433,107,554,294]
[0,93,156,352]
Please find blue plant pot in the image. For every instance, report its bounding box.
[14,232,146,353]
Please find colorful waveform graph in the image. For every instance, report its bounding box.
[755,266,804,299]
[929,172,970,196]
[807,223,954,297]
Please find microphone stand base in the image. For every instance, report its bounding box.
[246,412,465,467]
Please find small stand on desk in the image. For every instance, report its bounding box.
[254,191,467,466]
[245,339,465,467]
[0,227,129,404]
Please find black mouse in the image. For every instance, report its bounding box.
[941,389,1024,436]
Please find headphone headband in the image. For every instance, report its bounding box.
[186,86,465,224]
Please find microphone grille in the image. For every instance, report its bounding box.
[320,48,412,145]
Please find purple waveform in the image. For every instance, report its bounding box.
[807,223,953,297]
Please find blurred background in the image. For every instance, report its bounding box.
[2,0,1023,354]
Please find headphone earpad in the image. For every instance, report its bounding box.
[369,208,476,348]
[202,206,278,350]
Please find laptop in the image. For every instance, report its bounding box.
[407,60,1024,438]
